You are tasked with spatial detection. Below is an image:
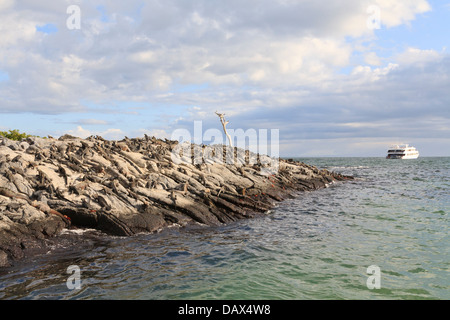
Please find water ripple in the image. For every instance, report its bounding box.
[0,157,449,300]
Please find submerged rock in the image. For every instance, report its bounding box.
[0,135,352,267]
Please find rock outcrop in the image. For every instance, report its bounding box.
[0,135,352,267]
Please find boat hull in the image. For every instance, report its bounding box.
[386,154,419,159]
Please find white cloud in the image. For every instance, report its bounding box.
[395,47,442,66]
[364,52,383,66]
[0,0,435,115]
[0,12,36,47]
[102,128,126,140]
[134,128,171,140]
[1,0,448,156]
[77,119,109,125]
[351,63,399,82]
[67,126,92,139]
[0,0,14,12]
[67,126,125,140]
[374,0,431,28]
[129,50,157,64]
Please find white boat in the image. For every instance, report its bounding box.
[386,144,419,159]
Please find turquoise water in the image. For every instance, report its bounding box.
[0,157,449,300]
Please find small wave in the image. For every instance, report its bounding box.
[60,228,99,235]
[328,166,370,170]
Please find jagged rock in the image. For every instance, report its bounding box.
[0,250,8,267]
[0,135,353,267]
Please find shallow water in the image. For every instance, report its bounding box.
[0,157,449,300]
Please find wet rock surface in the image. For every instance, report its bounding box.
[0,135,352,267]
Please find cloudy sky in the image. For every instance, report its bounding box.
[0,0,449,156]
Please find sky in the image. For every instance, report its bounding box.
[0,0,449,157]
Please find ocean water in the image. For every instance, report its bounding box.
[0,157,448,300]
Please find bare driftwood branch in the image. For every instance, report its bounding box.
[215,111,233,147]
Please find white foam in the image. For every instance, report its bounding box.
[61,228,98,235]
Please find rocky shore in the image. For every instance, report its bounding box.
[0,135,352,267]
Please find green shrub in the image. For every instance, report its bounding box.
[0,129,33,141]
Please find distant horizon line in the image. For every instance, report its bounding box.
[282,156,450,158]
